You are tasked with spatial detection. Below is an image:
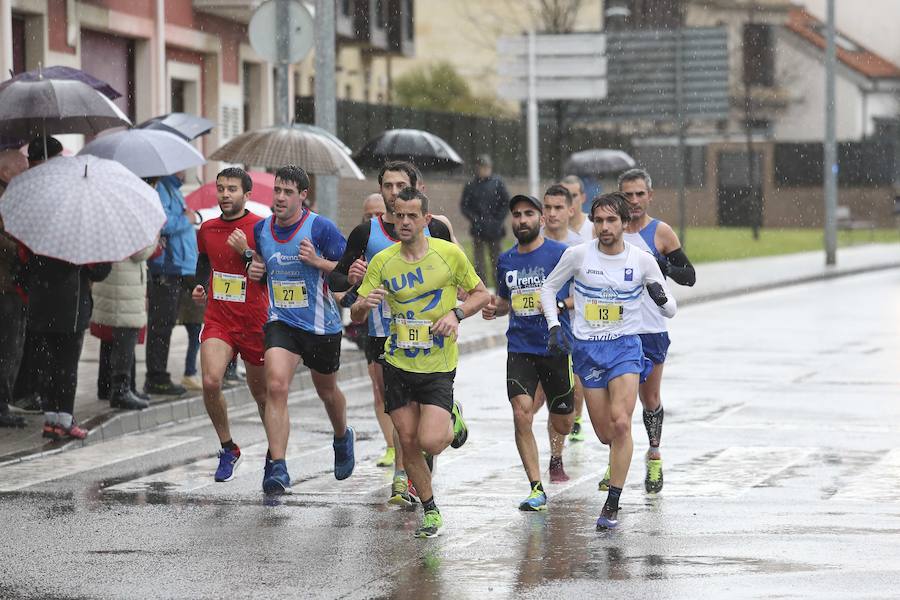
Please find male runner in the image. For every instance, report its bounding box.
[540,192,676,530]
[560,175,594,240]
[596,168,696,493]
[247,165,354,494]
[351,187,490,538]
[329,161,452,504]
[482,194,574,511]
[362,193,386,221]
[191,168,269,482]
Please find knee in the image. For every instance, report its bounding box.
[201,373,223,392]
[551,414,573,436]
[512,406,533,432]
[397,430,418,451]
[266,377,290,400]
[610,414,631,439]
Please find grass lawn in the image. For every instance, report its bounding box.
[462,227,899,286]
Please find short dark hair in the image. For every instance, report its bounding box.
[378,160,418,189]
[617,168,652,191]
[590,192,631,223]
[544,184,573,205]
[217,167,252,193]
[396,186,429,214]
[274,165,310,192]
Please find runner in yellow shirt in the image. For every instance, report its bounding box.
[351,187,490,538]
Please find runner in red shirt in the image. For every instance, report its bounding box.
[191,167,269,483]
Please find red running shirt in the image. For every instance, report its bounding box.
[197,211,269,331]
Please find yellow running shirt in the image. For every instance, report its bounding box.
[358,238,482,374]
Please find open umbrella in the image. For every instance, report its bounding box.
[0,78,130,141]
[292,123,353,155]
[137,112,214,141]
[353,129,463,170]
[0,65,122,100]
[78,129,206,178]
[209,127,364,180]
[563,149,636,177]
[0,155,165,264]
[185,171,275,211]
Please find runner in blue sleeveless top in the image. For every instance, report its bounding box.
[247,165,354,495]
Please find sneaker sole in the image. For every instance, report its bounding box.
[518,503,548,512]
[450,403,467,449]
[262,475,293,495]
[215,454,243,483]
[598,481,610,491]
[388,494,413,507]
[414,529,441,539]
[596,519,619,530]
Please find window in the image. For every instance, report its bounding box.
[743,23,775,87]
[12,15,26,74]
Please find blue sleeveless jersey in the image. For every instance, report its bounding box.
[256,212,342,335]
[364,217,430,338]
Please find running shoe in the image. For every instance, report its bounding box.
[450,402,468,449]
[263,456,273,482]
[333,425,355,480]
[181,375,202,391]
[549,457,569,483]
[568,416,585,442]
[376,446,395,468]
[518,486,548,512]
[388,475,415,507]
[262,461,292,495]
[54,421,87,440]
[42,423,60,440]
[645,457,664,494]
[214,447,242,482]
[598,464,611,492]
[408,480,420,503]
[414,510,443,538]
[596,505,619,530]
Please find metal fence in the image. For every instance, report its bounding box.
[295,96,630,178]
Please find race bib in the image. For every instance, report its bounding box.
[395,317,432,349]
[584,299,622,327]
[272,279,308,309]
[211,271,246,303]
[380,299,391,318]
[510,287,541,317]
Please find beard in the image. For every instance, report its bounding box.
[514,223,540,244]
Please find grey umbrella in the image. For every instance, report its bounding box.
[563,149,636,177]
[78,129,206,178]
[292,123,353,156]
[0,78,131,150]
[0,65,122,100]
[137,112,214,141]
[353,129,463,170]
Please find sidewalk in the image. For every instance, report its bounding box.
[2,242,897,462]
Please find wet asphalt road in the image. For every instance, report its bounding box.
[1,270,899,600]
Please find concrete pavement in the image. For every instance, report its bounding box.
[1,242,897,462]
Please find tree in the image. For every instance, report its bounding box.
[393,62,510,117]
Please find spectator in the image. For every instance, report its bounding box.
[91,243,157,411]
[460,154,509,282]
[26,136,63,168]
[22,253,111,440]
[0,150,28,428]
[178,285,205,391]
[145,174,199,396]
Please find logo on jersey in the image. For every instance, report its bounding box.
[269,252,302,266]
[584,367,606,381]
[504,266,545,289]
[385,267,425,292]
[624,268,634,281]
[586,268,604,275]
[392,289,444,312]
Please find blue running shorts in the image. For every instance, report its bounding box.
[639,332,671,365]
[573,335,653,389]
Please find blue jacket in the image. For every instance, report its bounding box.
[148,175,198,277]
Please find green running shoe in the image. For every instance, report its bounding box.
[645,457,663,493]
[414,510,443,538]
[388,475,415,507]
[598,464,611,492]
[568,416,585,442]
[518,485,548,512]
[450,402,468,449]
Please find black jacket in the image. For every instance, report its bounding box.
[460,175,510,240]
[23,255,111,333]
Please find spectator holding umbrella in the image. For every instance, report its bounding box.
[460,154,510,282]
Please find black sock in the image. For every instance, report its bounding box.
[421,497,438,513]
[222,439,238,453]
[605,485,622,511]
[530,480,544,492]
[549,456,562,468]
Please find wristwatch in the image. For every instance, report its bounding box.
[242,248,254,263]
[452,307,465,322]
[556,299,567,313]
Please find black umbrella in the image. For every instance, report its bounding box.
[1,65,122,100]
[563,149,636,177]
[137,112,214,141]
[353,129,464,170]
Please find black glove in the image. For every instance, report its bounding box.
[547,325,572,357]
[646,282,668,307]
[339,290,359,308]
[656,256,670,278]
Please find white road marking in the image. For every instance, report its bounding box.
[831,448,900,502]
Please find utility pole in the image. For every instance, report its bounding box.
[526,30,539,197]
[314,0,338,221]
[824,0,838,265]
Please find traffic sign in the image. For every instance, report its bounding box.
[249,0,315,65]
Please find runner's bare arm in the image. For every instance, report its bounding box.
[482,294,511,320]
[350,286,386,323]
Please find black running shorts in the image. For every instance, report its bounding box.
[364,335,388,365]
[382,363,455,414]
[263,320,342,374]
[506,352,574,415]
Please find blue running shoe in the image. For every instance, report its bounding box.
[333,425,355,480]
[518,486,548,512]
[596,505,619,530]
[214,448,242,482]
[263,456,273,482]
[262,460,292,495]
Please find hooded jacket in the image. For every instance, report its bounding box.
[23,255,111,333]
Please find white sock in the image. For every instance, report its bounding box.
[58,413,73,429]
[44,412,58,425]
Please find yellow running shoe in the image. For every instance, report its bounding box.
[598,464,611,491]
[645,457,663,493]
[376,446,395,468]
[568,416,585,442]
